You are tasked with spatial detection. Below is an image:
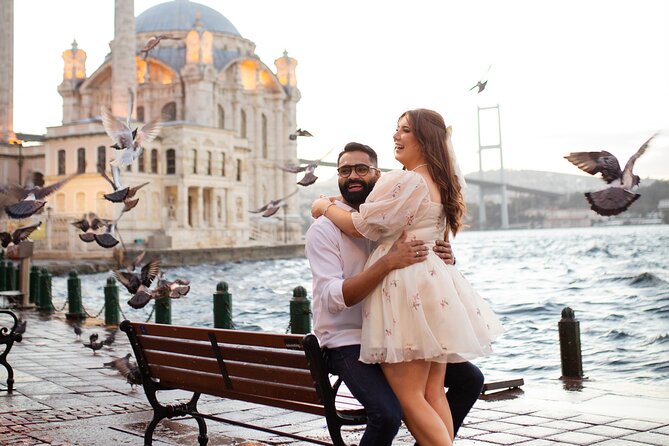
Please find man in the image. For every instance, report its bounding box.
[305,142,484,445]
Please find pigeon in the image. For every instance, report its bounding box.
[288,128,313,141]
[115,257,161,295]
[2,174,78,219]
[250,190,299,217]
[102,330,116,347]
[73,324,82,340]
[469,64,492,94]
[83,333,104,354]
[93,220,120,249]
[103,353,142,388]
[0,221,41,248]
[123,251,146,272]
[101,89,162,168]
[140,35,182,59]
[14,318,26,335]
[564,132,658,216]
[72,213,113,244]
[279,146,335,187]
[127,276,190,309]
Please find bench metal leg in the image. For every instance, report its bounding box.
[0,341,16,393]
[193,415,208,445]
[144,414,162,446]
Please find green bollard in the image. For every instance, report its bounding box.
[0,260,6,291]
[104,277,120,326]
[29,265,41,305]
[289,286,311,334]
[39,268,53,313]
[6,262,16,291]
[66,270,86,320]
[155,297,171,325]
[213,281,233,329]
[558,307,583,379]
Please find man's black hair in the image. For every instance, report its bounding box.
[337,142,378,166]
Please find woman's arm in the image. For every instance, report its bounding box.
[312,197,363,237]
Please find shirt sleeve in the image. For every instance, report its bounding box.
[351,170,431,241]
[305,219,349,313]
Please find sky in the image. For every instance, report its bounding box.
[12,0,669,181]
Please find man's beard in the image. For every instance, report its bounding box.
[339,178,376,206]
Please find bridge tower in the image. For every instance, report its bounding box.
[477,104,509,229]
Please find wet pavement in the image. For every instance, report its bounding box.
[1,309,668,445]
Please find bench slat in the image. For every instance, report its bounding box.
[138,336,309,368]
[130,322,304,349]
[150,365,322,405]
[143,350,315,387]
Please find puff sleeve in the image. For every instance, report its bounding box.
[351,170,431,241]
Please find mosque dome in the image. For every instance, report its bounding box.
[136,0,241,36]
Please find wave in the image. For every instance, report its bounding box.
[584,246,613,257]
[605,329,632,340]
[603,272,667,287]
[646,333,669,345]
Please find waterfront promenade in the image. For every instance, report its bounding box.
[2,310,668,445]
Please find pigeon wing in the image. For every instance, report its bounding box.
[101,108,133,147]
[297,171,318,187]
[279,163,307,173]
[0,232,11,248]
[622,133,656,179]
[140,258,161,287]
[33,174,78,199]
[115,271,137,294]
[134,119,162,145]
[564,151,622,183]
[249,203,270,213]
[11,222,42,245]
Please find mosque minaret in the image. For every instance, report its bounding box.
[112,0,137,118]
[0,0,14,142]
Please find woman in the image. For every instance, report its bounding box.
[312,109,502,445]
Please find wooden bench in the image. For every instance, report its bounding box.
[120,320,366,446]
[0,310,23,393]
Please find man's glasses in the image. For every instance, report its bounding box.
[337,164,377,178]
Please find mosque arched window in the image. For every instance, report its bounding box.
[166,149,176,174]
[57,149,66,175]
[137,106,145,122]
[77,148,86,173]
[151,149,158,174]
[236,159,242,182]
[240,109,247,138]
[221,153,226,177]
[97,146,106,171]
[162,102,177,121]
[207,151,212,175]
[138,150,145,172]
[192,149,198,174]
[218,105,225,129]
[262,114,268,158]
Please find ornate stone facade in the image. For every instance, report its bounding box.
[41,0,302,255]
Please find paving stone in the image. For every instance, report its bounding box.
[546,431,608,445]
[541,419,592,431]
[620,431,669,446]
[575,424,637,438]
[506,425,563,438]
[503,414,554,426]
[595,440,653,446]
[475,431,534,444]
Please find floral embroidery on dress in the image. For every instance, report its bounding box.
[391,183,402,198]
[406,214,415,226]
[404,344,415,355]
[385,329,392,337]
[390,279,399,287]
[382,287,391,303]
[440,299,449,308]
[429,268,436,276]
[411,292,421,310]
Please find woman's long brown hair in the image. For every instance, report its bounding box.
[400,108,466,235]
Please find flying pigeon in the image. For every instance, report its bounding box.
[83,333,104,354]
[72,213,113,244]
[115,257,161,295]
[2,174,78,219]
[249,189,299,217]
[101,89,162,168]
[469,64,492,94]
[0,221,41,248]
[93,219,120,249]
[564,132,658,216]
[127,276,190,309]
[279,146,335,187]
[103,353,142,388]
[140,35,182,59]
[288,128,313,141]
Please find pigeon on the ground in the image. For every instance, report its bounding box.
[83,333,104,354]
[564,132,658,216]
[103,353,142,388]
[102,330,116,347]
[115,257,161,295]
[249,189,299,217]
[288,128,313,141]
[469,64,492,94]
[140,35,182,59]
[14,318,26,335]
[73,324,82,340]
[0,221,41,248]
[2,174,78,219]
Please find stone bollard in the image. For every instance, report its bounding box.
[0,260,6,291]
[39,268,53,313]
[29,265,41,305]
[155,297,171,325]
[104,277,120,326]
[6,262,16,291]
[213,281,233,329]
[66,270,86,320]
[289,286,311,334]
[558,307,583,379]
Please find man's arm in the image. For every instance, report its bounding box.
[342,230,427,307]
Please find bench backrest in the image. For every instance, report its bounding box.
[120,320,326,416]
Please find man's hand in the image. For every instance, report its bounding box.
[384,230,428,270]
[433,239,455,265]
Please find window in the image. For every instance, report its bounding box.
[162,101,176,121]
[192,149,197,174]
[57,149,66,175]
[138,149,145,172]
[76,192,85,212]
[261,114,268,158]
[97,146,106,170]
[221,153,226,176]
[166,149,176,174]
[236,159,242,181]
[240,109,247,138]
[207,151,212,175]
[77,148,86,173]
[137,106,145,122]
[218,105,225,129]
[150,149,158,173]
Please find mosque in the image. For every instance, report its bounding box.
[0,0,304,258]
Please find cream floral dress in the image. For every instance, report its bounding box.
[351,170,504,364]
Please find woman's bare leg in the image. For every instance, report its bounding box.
[425,362,454,440]
[381,360,452,446]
